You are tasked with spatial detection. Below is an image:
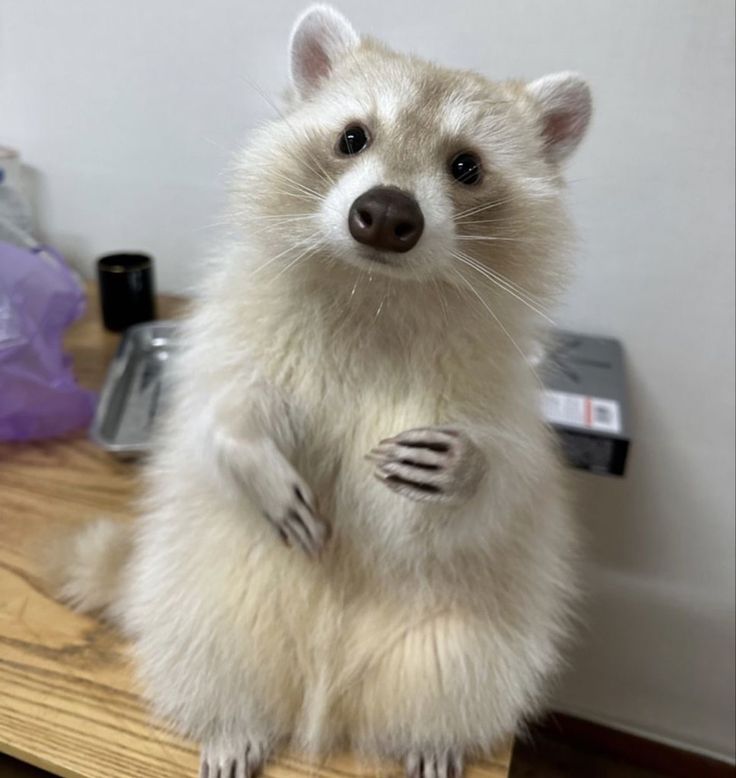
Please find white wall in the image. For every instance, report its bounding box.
[2,0,734,763]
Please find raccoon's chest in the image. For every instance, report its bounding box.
[286,362,450,515]
[256,314,494,505]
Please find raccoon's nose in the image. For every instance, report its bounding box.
[348,186,424,253]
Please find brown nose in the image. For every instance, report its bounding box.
[348,186,424,253]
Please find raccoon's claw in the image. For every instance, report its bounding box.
[368,426,485,505]
[406,749,464,778]
[199,737,266,778]
[263,481,330,558]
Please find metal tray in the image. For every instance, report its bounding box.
[90,321,178,457]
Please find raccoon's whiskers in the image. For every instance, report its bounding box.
[267,187,323,205]
[252,231,323,276]
[270,238,326,282]
[248,214,319,235]
[248,212,316,222]
[454,249,544,308]
[374,296,385,320]
[246,210,314,222]
[192,219,236,233]
[449,266,543,387]
[454,248,548,310]
[374,284,392,321]
[455,234,520,243]
[452,215,521,227]
[349,274,363,313]
[450,250,553,323]
[269,171,326,202]
[453,192,530,221]
[264,172,348,221]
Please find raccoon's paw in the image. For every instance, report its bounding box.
[199,736,267,778]
[406,749,464,778]
[262,477,330,559]
[368,426,485,506]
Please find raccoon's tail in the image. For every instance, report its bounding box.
[45,518,133,619]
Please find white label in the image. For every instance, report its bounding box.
[542,390,621,434]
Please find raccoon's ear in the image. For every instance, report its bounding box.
[527,72,592,164]
[289,5,359,98]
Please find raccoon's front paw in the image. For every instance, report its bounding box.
[199,736,266,778]
[368,426,485,505]
[406,749,464,778]
[261,476,330,558]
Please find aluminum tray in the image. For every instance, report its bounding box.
[90,321,178,457]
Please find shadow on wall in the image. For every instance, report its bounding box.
[554,363,736,758]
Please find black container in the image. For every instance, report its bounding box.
[97,252,156,332]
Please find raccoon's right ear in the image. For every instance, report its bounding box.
[289,5,359,98]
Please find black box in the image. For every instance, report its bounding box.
[540,330,630,476]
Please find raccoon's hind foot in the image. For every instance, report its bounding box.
[199,736,267,778]
[406,749,464,778]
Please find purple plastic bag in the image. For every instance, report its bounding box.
[0,240,96,441]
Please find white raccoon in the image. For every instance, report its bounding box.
[52,5,592,777]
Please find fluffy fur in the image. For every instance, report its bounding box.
[52,6,591,777]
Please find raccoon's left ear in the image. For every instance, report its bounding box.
[289,5,359,98]
[527,72,592,164]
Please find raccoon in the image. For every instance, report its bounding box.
[52,5,591,777]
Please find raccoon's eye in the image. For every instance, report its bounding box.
[450,152,482,185]
[338,125,369,155]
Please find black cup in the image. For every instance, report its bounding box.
[97,252,156,332]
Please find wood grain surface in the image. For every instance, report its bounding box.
[0,286,512,778]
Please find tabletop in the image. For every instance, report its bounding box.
[0,285,512,778]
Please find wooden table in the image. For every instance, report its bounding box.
[0,287,512,778]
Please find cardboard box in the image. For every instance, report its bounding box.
[540,330,630,476]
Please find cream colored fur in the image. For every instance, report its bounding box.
[52,5,591,776]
